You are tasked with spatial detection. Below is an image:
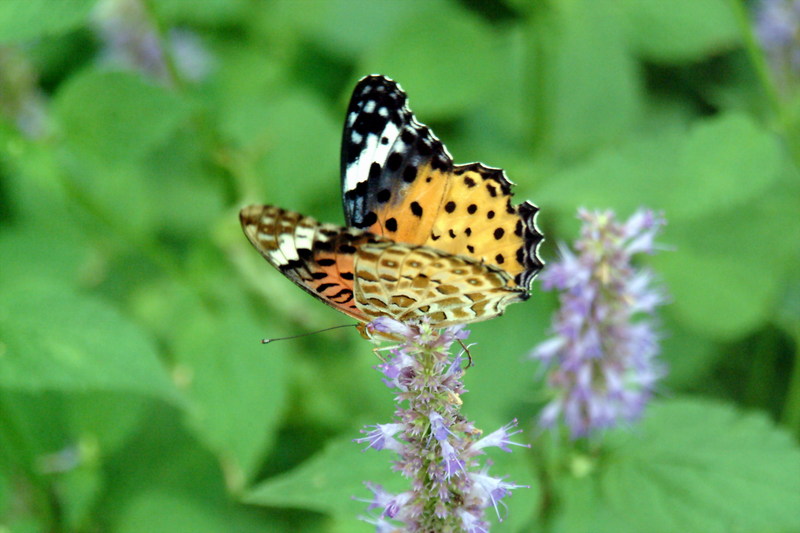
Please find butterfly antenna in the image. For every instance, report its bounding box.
[261,324,357,344]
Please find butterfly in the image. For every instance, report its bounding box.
[240,75,543,330]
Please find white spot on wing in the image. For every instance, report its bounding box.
[364,100,376,113]
[344,120,401,193]
[294,226,314,251]
[278,233,299,262]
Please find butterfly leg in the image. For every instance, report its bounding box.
[458,338,474,368]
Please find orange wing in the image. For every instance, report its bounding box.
[240,205,373,322]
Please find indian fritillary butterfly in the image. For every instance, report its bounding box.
[240,75,544,329]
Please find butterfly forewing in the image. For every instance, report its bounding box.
[240,205,371,322]
[340,75,543,289]
[341,76,452,235]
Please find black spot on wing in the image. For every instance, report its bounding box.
[377,189,391,203]
[387,152,403,172]
[402,165,417,183]
[369,163,382,180]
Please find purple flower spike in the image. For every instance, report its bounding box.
[92,0,212,85]
[357,317,527,531]
[531,208,667,439]
[753,0,800,92]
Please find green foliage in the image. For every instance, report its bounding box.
[0,0,798,532]
[0,280,178,401]
[55,70,189,165]
[0,0,95,43]
[555,399,800,533]
[622,0,741,61]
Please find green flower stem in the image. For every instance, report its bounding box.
[728,0,800,166]
[0,398,61,531]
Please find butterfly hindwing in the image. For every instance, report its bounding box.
[423,163,544,289]
[240,205,530,327]
[352,242,528,327]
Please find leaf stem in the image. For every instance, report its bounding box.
[781,327,800,439]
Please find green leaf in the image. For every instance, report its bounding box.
[139,129,226,238]
[621,0,740,62]
[659,316,719,388]
[0,225,91,288]
[537,113,799,339]
[532,0,641,157]
[359,1,500,119]
[289,0,411,57]
[246,435,404,518]
[151,0,248,25]
[537,113,790,339]
[539,113,782,220]
[663,113,782,219]
[221,90,340,213]
[0,280,179,403]
[0,390,151,475]
[557,398,800,533]
[653,187,799,339]
[0,0,94,43]
[113,490,272,533]
[54,70,190,168]
[53,464,104,531]
[173,301,290,488]
[100,407,272,533]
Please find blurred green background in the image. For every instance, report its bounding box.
[1,0,799,532]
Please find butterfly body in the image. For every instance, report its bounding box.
[241,75,543,329]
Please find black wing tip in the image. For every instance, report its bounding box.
[351,74,406,106]
[356,74,400,89]
[515,200,545,289]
